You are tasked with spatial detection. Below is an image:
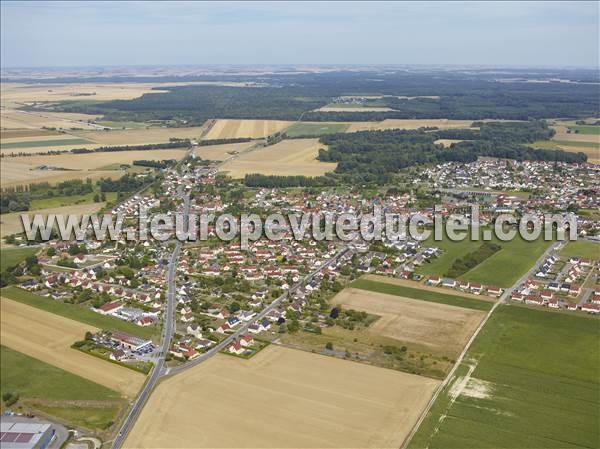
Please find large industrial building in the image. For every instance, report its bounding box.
[0,419,57,449]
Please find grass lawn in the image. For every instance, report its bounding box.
[284,122,349,137]
[409,306,599,449]
[30,191,117,209]
[560,240,600,260]
[1,246,38,271]
[1,286,156,339]
[568,125,600,135]
[417,228,552,287]
[349,278,493,312]
[1,346,123,430]
[1,138,92,149]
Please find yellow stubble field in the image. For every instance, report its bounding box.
[331,287,485,355]
[0,298,144,397]
[124,345,439,449]
[203,119,294,139]
[1,149,187,188]
[194,141,257,161]
[0,203,107,237]
[219,138,337,178]
[346,119,474,133]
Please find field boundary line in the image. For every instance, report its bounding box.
[401,241,561,448]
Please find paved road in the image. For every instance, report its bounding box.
[111,190,190,449]
[402,240,562,448]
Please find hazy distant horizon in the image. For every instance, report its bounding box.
[2,1,598,69]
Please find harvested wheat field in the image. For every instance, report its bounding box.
[194,141,256,161]
[435,138,464,147]
[0,298,144,397]
[69,126,204,146]
[125,345,439,449]
[552,124,600,144]
[5,149,187,171]
[220,138,336,178]
[1,82,248,107]
[318,106,396,112]
[1,109,102,130]
[1,82,172,106]
[203,119,293,140]
[333,287,485,354]
[1,203,106,237]
[346,119,474,133]
[0,165,122,189]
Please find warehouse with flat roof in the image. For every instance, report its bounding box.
[0,419,56,449]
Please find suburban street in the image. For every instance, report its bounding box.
[111,189,190,449]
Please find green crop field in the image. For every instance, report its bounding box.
[1,287,155,339]
[349,278,493,311]
[1,138,93,149]
[30,191,117,209]
[408,306,599,449]
[1,346,123,430]
[284,122,348,137]
[1,246,38,271]
[417,228,552,287]
[568,125,600,135]
[560,240,600,260]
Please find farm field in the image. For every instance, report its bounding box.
[4,148,187,171]
[415,229,552,287]
[284,121,349,137]
[317,105,396,112]
[0,109,102,130]
[567,125,600,135]
[0,246,38,270]
[1,148,185,187]
[408,306,599,449]
[0,297,145,397]
[70,126,205,146]
[351,276,494,311]
[559,240,599,260]
[220,138,337,178]
[346,119,474,133]
[531,139,599,164]
[124,345,439,449]
[434,139,464,147]
[194,141,256,161]
[202,119,293,139]
[551,123,600,144]
[0,287,156,339]
[1,345,123,430]
[331,288,485,355]
[1,137,93,149]
[1,203,106,237]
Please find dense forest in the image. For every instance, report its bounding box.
[317,121,586,183]
[40,71,600,124]
[243,174,336,188]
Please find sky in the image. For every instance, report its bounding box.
[1,1,599,68]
